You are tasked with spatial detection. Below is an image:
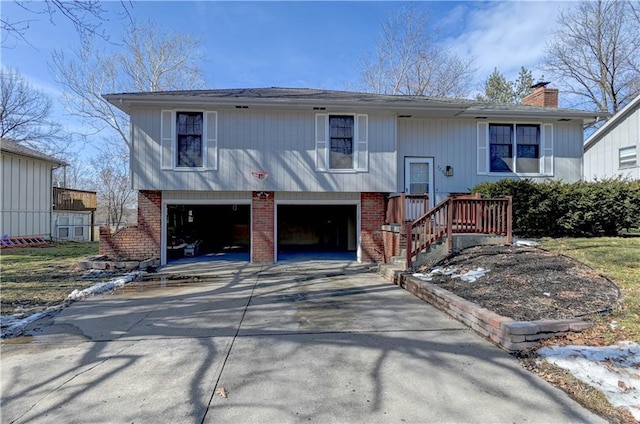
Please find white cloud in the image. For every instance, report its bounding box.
[448,1,573,82]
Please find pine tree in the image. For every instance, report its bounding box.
[477,68,515,103]
[477,67,536,104]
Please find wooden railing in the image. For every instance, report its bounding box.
[53,187,98,211]
[385,193,429,226]
[406,196,512,269]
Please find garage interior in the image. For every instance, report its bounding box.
[277,205,357,259]
[166,204,250,261]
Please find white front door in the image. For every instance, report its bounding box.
[404,157,435,209]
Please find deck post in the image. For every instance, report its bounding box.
[400,192,406,232]
[406,221,413,270]
[446,198,453,253]
[506,195,513,244]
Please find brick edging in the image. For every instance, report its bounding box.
[397,273,592,352]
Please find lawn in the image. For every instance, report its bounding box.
[0,242,100,316]
[541,236,640,345]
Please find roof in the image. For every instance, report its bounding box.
[0,138,69,166]
[103,87,609,124]
[584,94,640,151]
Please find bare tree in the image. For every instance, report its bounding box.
[1,0,131,48]
[543,0,640,113]
[0,68,70,156]
[51,22,206,149]
[359,6,476,97]
[90,144,135,230]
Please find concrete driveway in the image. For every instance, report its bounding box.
[1,261,604,423]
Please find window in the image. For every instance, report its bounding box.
[74,217,84,238]
[488,123,541,173]
[58,217,70,239]
[176,112,203,167]
[329,115,354,169]
[161,110,217,170]
[315,114,368,172]
[619,146,637,168]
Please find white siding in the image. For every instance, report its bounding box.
[397,118,584,203]
[52,211,92,241]
[131,109,397,193]
[584,103,640,180]
[1,152,54,238]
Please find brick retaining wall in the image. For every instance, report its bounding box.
[99,190,162,261]
[398,273,593,352]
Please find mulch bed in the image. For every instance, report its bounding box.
[419,244,621,321]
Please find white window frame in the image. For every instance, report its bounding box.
[315,113,368,173]
[619,145,637,169]
[477,121,553,177]
[161,110,218,171]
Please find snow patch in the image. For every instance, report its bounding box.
[1,270,145,338]
[514,239,540,247]
[538,342,640,420]
[413,266,490,283]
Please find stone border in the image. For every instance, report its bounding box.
[394,272,593,352]
[79,256,160,271]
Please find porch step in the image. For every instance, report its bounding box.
[378,262,405,284]
[0,236,48,249]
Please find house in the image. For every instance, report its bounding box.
[583,94,640,181]
[101,86,605,265]
[0,139,97,243]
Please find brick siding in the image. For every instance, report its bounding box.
[252,191,275,263]
[360,192,385,263]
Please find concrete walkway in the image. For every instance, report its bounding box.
[1,261,604,423]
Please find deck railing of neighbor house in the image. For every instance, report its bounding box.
[405,196,513,269]
[385,193,429,228]
[53,187,98,211]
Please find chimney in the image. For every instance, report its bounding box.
[521,82,558,108]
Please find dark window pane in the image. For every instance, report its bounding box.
[176,112,203,167]
[517,144,538,158]
[516,124,539,146]
[329,115,354,169]
[490,144,512,172]
[489,124,513,172]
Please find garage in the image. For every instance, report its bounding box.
[166,204,250,261]
[277,204,357,260]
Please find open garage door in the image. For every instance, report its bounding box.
[166,204,250,262]
[277,204,357,261]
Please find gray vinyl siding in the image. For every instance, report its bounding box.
[1,152,54,238]
[584,104,640,181]
[397,119,584,203]
[131,108,396,193]
[163,191,251,201]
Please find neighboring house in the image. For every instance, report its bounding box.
[583,94,640,181]
[102,86,605,265]
[0,139,97,242]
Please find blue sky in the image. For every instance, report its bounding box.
[2,0,573,140]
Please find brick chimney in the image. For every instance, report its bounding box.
[521,82,559,108]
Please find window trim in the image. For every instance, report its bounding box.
[478,121,553,177]
[619,145,637,169]
[161,109,218,171]
[315,113,368,173]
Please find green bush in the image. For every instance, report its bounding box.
[471,178,640,236]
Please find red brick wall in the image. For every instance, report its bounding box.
[251,191,275,263]
[521,87,559,108]
[361,192,385,263]
[99,190,162,260]
[382,227,402,262]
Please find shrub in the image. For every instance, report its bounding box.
[471,178,640,237]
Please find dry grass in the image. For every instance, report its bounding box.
[541,236,640,344]
[0,242,99,316]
